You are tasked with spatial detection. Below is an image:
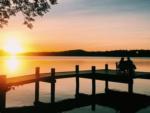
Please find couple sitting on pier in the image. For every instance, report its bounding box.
[118,57,136,75]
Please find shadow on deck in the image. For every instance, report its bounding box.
[4,90,150,113]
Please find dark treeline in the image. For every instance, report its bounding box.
[17,49,150,57]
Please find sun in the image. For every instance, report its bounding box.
[3,37,23,55]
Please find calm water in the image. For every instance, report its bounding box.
[0,56,150,113]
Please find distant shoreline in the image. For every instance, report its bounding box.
[0,49,150,57]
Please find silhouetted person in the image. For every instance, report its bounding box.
[118,57,126,72]
[125,57,136,75]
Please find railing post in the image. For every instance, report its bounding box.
[91,66,96,111]
[0,75,7,112]
[116,62,119,72]
[105,64,108,71]
[50,68,56,104]
[92,66,96,97]
[75,65,80,98]
[34,67,40,106]
[105,64,109,93]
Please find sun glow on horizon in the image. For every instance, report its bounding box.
[3,37,24,55]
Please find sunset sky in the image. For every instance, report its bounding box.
[0,0,150,52]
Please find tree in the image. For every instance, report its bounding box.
[0,0,57,29]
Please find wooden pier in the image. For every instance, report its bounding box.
[0,64,150,112]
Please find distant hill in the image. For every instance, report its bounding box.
[18,49,150,57]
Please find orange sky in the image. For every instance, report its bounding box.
[0,0,150,52]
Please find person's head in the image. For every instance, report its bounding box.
[127,57,130,60]
[121,57,124,61]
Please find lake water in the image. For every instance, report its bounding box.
[0,56,150,113]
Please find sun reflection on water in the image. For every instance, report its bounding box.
[4,56,21,76]
[6,56,20,71]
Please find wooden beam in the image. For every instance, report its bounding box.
[75,65,80,98]
[91,66,96,111]
[34,67,40,105]
[128,78,133,94]
[92,66,96,96]
[105,64,109,93]
[50,68,56,104]
[105,64,108,71]
[0,75,7,111]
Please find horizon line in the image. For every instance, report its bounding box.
[1,49,150,53]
